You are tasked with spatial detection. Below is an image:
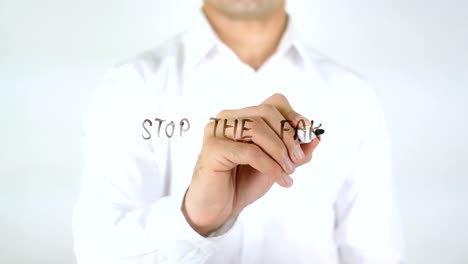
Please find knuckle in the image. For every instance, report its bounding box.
[279,148,289,160]
[275,166,284,176]
[216,109,228,118]
[283,127,296,141]
[245,144,261,158]
[270,166,282,179]
[259,103,275,114]
[274,166,286,182]
[272,93,287,101]
[249,116,263,131]
[204,122,215,135]
[280,126,296,145]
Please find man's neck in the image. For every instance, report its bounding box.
[203,4,288,71]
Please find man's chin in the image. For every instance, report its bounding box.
[205,0,284,20]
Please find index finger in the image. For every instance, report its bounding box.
[261,93,321,166]
[261,93,310,128]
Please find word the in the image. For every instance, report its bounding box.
[210,118,253,141]
[142,118,190,140]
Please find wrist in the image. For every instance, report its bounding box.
[181,189,219,237]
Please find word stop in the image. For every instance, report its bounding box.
[142,118,190,140]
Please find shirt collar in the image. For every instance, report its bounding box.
[182,9,309,69]
[276,15,309,68]
[182,9,220,69]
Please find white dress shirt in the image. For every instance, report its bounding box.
[73,10,404,264]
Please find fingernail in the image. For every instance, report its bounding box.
[285,158,295,173]
[282,173,293,186]
[294,145,305,161]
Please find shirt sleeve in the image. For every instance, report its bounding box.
[72,65,241,264]
[334,81,405,264]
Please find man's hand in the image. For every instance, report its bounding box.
[182,93,320,236]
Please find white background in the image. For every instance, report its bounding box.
[1,0,467,263]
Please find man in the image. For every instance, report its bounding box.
[73,0,404,263]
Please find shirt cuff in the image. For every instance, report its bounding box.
[147,191,241,263]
